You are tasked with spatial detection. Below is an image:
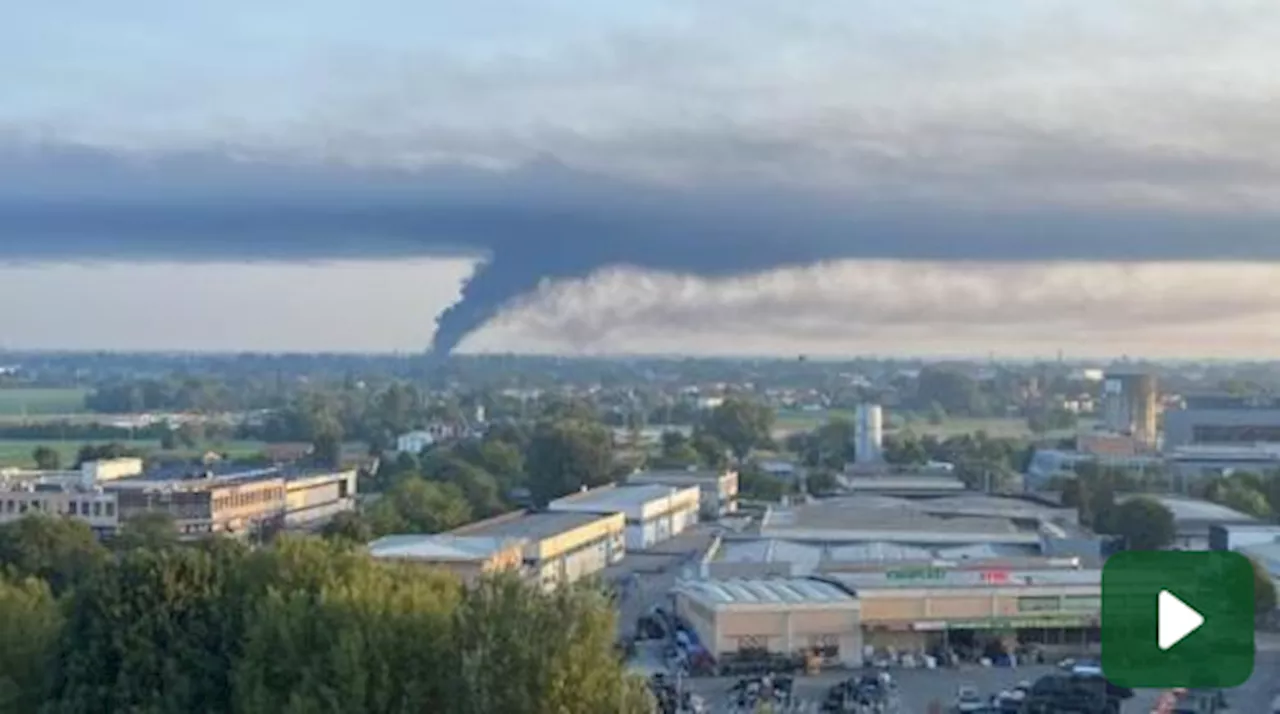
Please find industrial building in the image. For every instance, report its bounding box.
[673,577,864,667]
[753,494,1086,550]
[1164,394,1280,450]
[451,509,626,589]
[548,483,699,549]
[822,568,1101,653]
[0,462,358,539]
[1101,371,1159,449]
[283,470,358,529]
[627,469,739,518]
[367,534,525,583]
[1118,494,1256,550]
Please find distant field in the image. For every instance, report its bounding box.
[0,388,89,416]
[0,439,268,468]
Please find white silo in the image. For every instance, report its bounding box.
[854,404,883,464]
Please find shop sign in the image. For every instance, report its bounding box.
[938,615,1097,630]
[885,567,947,581]
[979,570,1010,584]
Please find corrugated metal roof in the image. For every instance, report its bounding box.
[367,534,518,562]
[680,577,855,606]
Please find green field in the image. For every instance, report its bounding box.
[0,388,89,417]
[0,439,269,468]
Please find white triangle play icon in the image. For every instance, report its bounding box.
[1158,589,1204,651]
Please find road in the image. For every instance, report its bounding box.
[610,524,718,638]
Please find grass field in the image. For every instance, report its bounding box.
[0,388,89,416]
[0,439,269,468]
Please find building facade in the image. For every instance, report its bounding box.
[0,481,119,534]
[452,509,626,589]
[549,484,700,550]
[1102,372,1159,448]
[1164,394,1280,450]
[627,469,739,518]
[674,578,863,667]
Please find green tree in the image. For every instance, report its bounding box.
[30,445,61,470]
[113,511,180,552]
[450,575,649,714]
[422,453,506,517]
[0,576,62,713]
[805,469,839,496]
[653,430,701,469]
[700,398,774,461]
[0,516,107,595]
[312,428,343,469]
[367,477,473,536]
[1106,497,1175,551]
[1205,477,1273,518]
[690,432,729,470]
[526,419,615,505]
[320,510,373,544]
[738,463,787,502]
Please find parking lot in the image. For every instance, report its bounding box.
[664,649,1278,712]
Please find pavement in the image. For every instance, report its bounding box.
[610,524,718,638]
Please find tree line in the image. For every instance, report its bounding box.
[0,516,649,714]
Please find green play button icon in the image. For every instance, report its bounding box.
[1102,551,1255,688]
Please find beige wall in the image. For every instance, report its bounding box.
[537,512,625,561]
[674,595,863,667]
[858,585,1101,628]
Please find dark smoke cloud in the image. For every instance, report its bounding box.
[2,145,1280,354]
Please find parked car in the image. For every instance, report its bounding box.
[953,685,985,713]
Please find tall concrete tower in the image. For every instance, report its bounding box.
[855,404,884,464]
[1103,371,1158,448]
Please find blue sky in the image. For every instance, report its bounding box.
[3,1,1280,356]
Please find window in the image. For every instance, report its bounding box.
[81,502,90,516]
[4,500,12,513]
[1063,595,1101,611]
[736,635,767,652]
[808,634,839,658]
[92,502,102,517]
[1018,596,1060,613]
[104,503,115,517]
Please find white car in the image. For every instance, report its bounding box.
[953,685,985,713]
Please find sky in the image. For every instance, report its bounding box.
[3,1,1280,357]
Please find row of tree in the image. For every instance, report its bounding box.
[0,516,648,714]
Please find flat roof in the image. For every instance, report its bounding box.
[551,484,687,510]
[1121,494,1256,524]
[716,538,1045,575]
[105,465,351,491]
[764,497,1027,536]
[456,510,614,542]
[367,534,518,562]
[678,577,856,607]
[629,469,729,483]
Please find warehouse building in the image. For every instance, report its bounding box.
[674,577,863,667]
[1164,393,1280,449]
[451,509,625,589]
[549,483,700,549]
[1118,494,1256,550]
[283,470,358,529]
[822,568,1101,654]
[367,534,525,584]
[627,469,739,518]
